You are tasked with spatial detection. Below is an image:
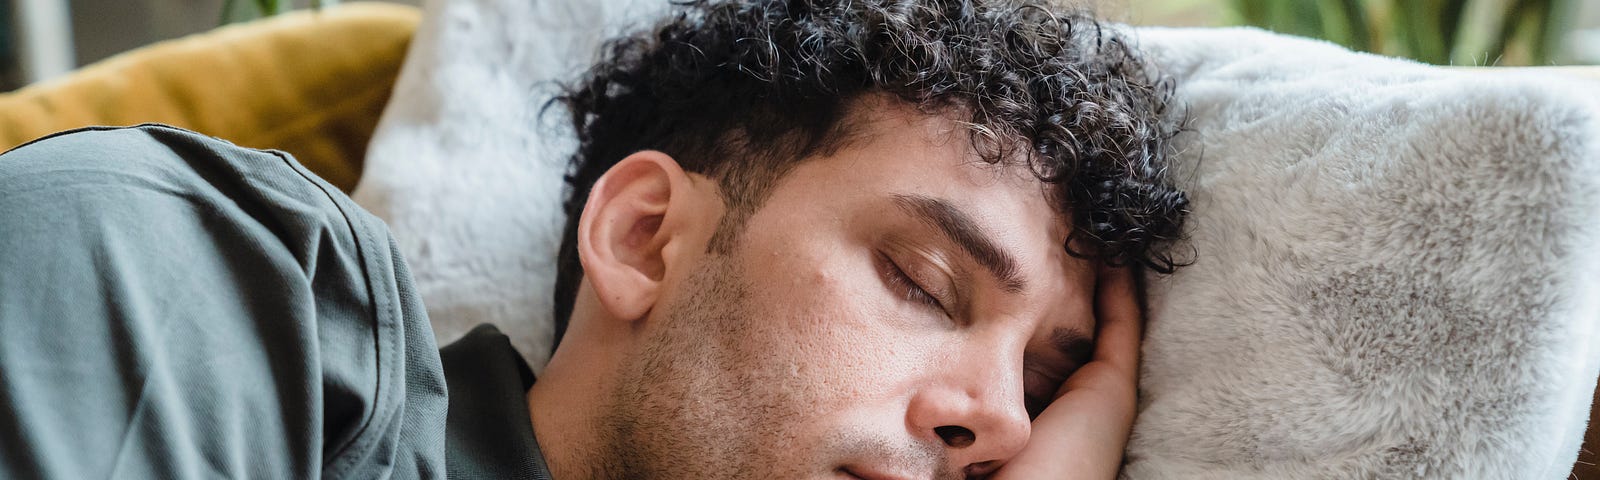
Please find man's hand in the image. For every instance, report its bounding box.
[991,266,1143,480]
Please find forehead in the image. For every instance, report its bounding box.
[774,98,1093,300]
[828,98,1068,244]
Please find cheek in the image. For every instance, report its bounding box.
[736,232,939,412]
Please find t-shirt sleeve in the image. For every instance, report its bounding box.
[0,125,448,479]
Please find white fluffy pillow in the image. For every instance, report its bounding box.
[354,0,666,370]
[1125,28,1600,478]
[355,1,1600,475]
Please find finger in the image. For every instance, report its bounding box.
[1091,265,1143,374]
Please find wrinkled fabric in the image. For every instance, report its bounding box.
[0,125,453,479]
[441,324,550,480]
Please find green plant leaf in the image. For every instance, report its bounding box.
[254,0,286,15]
[1230,0,1271,26]
[1319,0,1371,52]
[1485,0,1539,65]
[1535,0,1569,64]
[221,0,264,25]
[1449,0,1502,64]
[1439,0,1469,51]
[1231,0,1577,66]
[1390,1,1417,60]
[1285,2,1327,39]
[1346,0,1373,51]
[1395,0,1453,64]
[1513,0,1549,65]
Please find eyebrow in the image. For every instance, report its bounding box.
[891,194,1026,294]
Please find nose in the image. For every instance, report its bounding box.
[905,352,1031,473]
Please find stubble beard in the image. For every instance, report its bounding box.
[589,253,801,480]
[586,253,958,480]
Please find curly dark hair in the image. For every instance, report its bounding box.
[551,0,1188,347]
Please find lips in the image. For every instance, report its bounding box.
[840,466,915,480]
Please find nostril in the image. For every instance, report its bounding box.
[935,425,976,448]
[964,460,1002,478]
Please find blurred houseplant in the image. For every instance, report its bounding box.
[222,0,341,24]
[1231,0,1574,66]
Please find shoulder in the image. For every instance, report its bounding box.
[0,125,447,479]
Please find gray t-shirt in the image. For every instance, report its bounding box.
[0,125,550,479]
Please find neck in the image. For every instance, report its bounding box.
[526,303,626,480]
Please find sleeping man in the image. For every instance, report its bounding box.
[0,0,1187,479]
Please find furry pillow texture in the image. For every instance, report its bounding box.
[1126,28,1600,478]
[354,0,666,370]
[353,0,1600,476]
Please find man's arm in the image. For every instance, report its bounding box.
[992,266,1143,479]
[0,125,447,478]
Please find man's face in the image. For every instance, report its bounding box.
[598,102,1097,479]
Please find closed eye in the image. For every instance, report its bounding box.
[877,252,944,311]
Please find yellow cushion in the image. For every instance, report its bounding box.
[0,2,420,192]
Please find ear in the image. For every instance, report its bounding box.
[576,150,695,322]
